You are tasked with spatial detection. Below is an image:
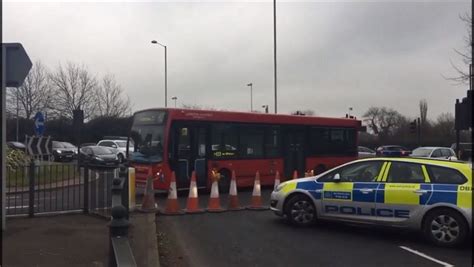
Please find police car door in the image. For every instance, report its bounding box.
[375,161,432,224]
[320,161,384,222]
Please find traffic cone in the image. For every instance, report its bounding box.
[139,171,158,213]
[160,171,184,215]
[185,171,205,214]
[292,170,298,180]
[228,170,244,211]
[206,173,226,213]
[247,171,269,211]
[273,171,281,191]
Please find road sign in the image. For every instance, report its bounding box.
[2,43,32,88]
[2,43,33,231]
[26,136,52,156]
[34,112,45,136]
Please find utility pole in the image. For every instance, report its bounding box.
[417,117,421,147]
[273,0,278,114]
[247,83,253,111]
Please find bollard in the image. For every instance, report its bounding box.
[128,168,136,212]
[108,205,130,267]
[119,165,129,219]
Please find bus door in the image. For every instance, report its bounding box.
[283,128,306,179]
[172,124,208,188]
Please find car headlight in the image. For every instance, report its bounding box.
[94,156,104,161]
[56,150,62,154]
[274,182,287,192]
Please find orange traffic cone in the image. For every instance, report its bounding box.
[228,170,244,211]
[273,171,281,191]
[139,172,158,213]
[292,170,298,180]
[206,172,226,212]
[247,171,268,210]
[185,171,205,214]
[160,171,184,215]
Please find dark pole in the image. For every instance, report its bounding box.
[417,117,421,147]
[16,89,19,141]
[471,0,473,90]
[455,99,461,157]
[273,0,277,114]
[164,45,168,108]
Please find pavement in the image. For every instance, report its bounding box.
[155,188,473,267]
[3,214,109,267]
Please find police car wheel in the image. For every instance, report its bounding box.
[423,209,468,247]
[285,195,316,226]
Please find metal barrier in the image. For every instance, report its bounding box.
[5,160,118,217]
[108,164,136,267]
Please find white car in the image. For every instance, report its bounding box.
[410,147,457,160]
[97,139,134,162]
[358,146,376,158]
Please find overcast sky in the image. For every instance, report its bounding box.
[3,0,470,120]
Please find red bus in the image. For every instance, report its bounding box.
[129,108,361,191]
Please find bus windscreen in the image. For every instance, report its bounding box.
[130,111,166,163]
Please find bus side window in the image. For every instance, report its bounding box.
[211,124,238,158]
[178,127,191,158]
[264,127,280,157]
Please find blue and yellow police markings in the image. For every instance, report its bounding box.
[457,184,472,208]
[322,183,353,201]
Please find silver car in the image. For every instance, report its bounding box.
[410,147,457,160]
[358,146,376,159]
[97,139,134,162]
[270,157,472,247]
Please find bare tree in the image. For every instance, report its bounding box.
[49,62,98,119]
[447,13,471,85]
[433,112,455,138]
[95,75,131,117]
[419,99,428,128]
[6,61,54,119]
[363,107,404,138]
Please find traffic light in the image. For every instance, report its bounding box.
[409,119,417,133]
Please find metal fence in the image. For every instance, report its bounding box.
[6,160,118,217]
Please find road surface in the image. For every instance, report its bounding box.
[155,188,472,267]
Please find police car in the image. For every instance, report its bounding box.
[270,157,472,247]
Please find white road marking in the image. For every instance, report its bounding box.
[399,246,454,267]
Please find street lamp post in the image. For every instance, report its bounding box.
[151,40,168,107]
[247,83,253,112]
[273,0,277,114]
[171,96,177,108]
